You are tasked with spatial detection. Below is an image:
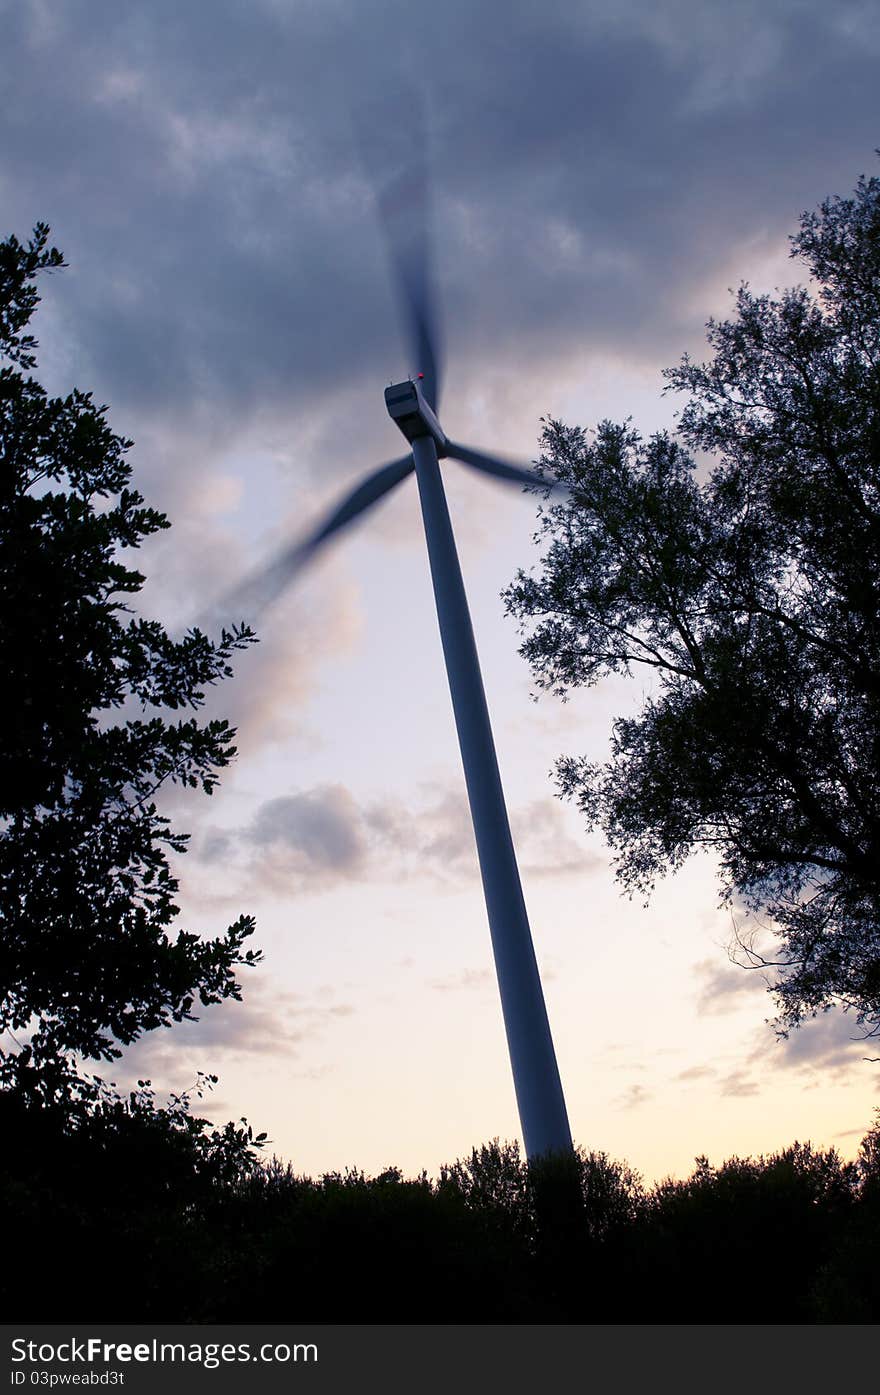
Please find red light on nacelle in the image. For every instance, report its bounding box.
[417,372,424,379]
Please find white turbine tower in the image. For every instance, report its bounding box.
[233,148,573,1161]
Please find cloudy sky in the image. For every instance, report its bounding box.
[4,0,879,1180]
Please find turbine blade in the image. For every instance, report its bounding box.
[355,91,443,409]
[378,164,443,410]
[219,455,414,620]
[445,441,557,492]
[309,454,414,547]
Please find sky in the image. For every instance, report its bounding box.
[3,0,879,1183]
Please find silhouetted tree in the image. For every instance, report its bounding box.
[505,167,880,1037]
[0,225,259,1095]
[637,1142,858,1322]
[5,1116,880,1320]
[0,1069,267,1320]
[812,1108,880,1320]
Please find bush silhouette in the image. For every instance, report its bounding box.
[628,1144,858,1322]
[3,1096,878,1321]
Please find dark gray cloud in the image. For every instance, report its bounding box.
[4,0,876,457]
[7,0,875,773]
[7,0,878,867]
[833,1123,873,1142]
[511,799,605,879]
[720,1070,762,1098]
[709,1007,880,1099]
[616,1083,651,1110]
[429,968,493,994]
[250,787,367,871]
[693,956,774,1015]
[373,787,476,874]
[676,1064,716,1082]
[113,974,355,1083]
[764,1010,880,1077]
[195,783,602,894]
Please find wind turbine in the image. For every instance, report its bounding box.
[233,154,573,1162]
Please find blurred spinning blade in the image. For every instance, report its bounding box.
[218,455,414,623]
[357,90,443,410]
[445,441,556,492]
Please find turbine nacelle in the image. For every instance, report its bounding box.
[384,378,448,456]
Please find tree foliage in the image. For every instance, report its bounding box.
[4,1117,878,1321]
[0,224,260,1084]
[504,168,880,1035]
